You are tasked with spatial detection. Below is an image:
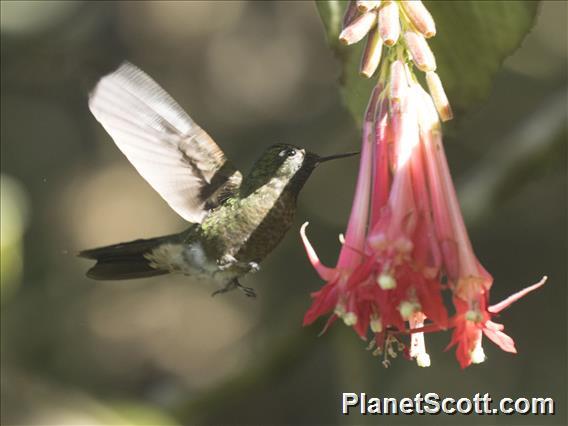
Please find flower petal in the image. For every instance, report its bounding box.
[488,276,547,314]
[303,284,339,326]
[300,222,335,281]
[483,322,517,353]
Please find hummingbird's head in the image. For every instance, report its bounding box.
[241,143,358,196]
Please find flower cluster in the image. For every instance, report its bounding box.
[303,0,546,368]
[342,0,452,121]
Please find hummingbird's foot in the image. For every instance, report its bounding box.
[211,287,228,297]
[211,281,228,296]
[211,279,257,298]
[211,278,237,297]
[233,278,257,297]
[237,283,257,298]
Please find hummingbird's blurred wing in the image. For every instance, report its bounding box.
[88,62,242,223]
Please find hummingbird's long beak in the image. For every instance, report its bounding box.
[317,151,359,163]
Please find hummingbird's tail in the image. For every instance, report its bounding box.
[78,234,178,280]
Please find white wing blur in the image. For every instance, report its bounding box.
[88,62,242,223]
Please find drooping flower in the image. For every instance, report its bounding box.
[302,85,380,330]
[302,1,546,368]
[447,277,547,368]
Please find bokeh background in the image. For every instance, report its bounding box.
[1,1,566,425]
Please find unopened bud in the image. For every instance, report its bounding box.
[378,1,400,46]
[342,0,359,28]
[377,273,396,289]
[425,71,453,121]
[360,27,383,78]
[404,31,436,72]
[339,10,378,46]
[357,0,381,13]
[400,0,436,38]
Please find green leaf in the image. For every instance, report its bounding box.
[316,0,540,123]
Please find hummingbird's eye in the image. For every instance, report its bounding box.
[279,148,297,158]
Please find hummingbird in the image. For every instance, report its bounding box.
[79,62,357,297]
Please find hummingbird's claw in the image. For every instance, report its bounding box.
[234,278,257,297]
[211,279,257,298]
[239,285,257,298]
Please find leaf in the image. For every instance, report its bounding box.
[316,0,540,123]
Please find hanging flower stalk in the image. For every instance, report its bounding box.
[303,0,546,368]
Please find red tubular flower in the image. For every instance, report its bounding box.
[447,276,548,368]
[303,1,546,368]
[301,85,381,330]
[301,76,546,368]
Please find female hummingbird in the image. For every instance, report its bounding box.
[79,63,357,297]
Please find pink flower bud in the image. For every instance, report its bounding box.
[360,27,383,78]
[341,0,359,30]
[356,0,381,13]
[404,30,436,72]
[400,0,436,38]
[342,0,359,28]
[426,71,453,121]
[388,60,408,111]
[339,10,378,46]
[378,0,401,46]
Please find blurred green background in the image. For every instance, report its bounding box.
[1,1,566,425]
